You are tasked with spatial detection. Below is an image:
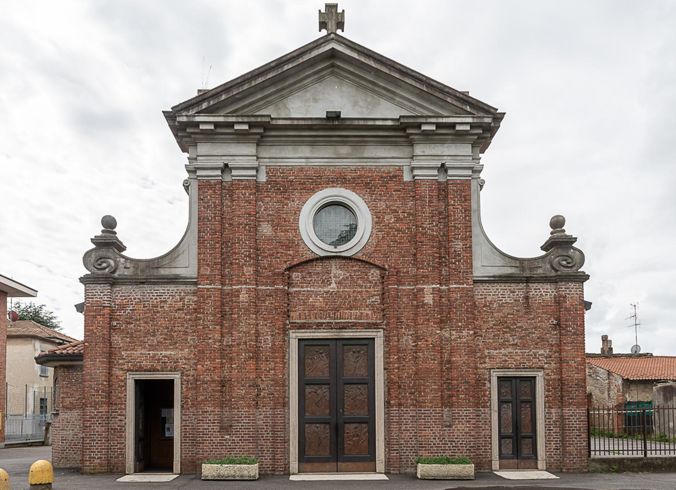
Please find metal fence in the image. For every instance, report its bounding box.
[4,384,54,443]
[588,405,676,457]
[4,414,50,442]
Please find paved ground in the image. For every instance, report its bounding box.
[3,446,676,489]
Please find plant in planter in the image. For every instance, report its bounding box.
[416,456,474,480]
[201,456,259,481]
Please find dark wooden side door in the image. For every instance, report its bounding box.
[299,339,376,473]
[498,376,537,469]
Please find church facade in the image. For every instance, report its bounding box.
[45,6,590,475]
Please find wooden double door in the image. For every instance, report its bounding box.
[498,376,538,469]
[299,339,376,472]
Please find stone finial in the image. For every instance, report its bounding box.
[90,215,126,253]
[83,216,126,274]
[549,214,566,235]
[538,214,585,273]
[101,215,117,235]
[319,3,345,34]
[541,214,577,253]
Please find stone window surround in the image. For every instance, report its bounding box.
[490,368,546,471]
[125,372,182,474]
[299,188,372,257]
[289,329,385,474]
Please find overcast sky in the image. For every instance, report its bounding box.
[1,0,675,355]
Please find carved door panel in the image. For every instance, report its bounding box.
[498,377,537,469]
[299,339,375,473]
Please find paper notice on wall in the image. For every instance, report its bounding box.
[161,408,174,438]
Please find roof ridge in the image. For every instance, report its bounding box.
[8,320,78,342]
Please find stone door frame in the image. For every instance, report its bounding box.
[289,329,384,474]
[125,372,182,474]
[490,368,546,470]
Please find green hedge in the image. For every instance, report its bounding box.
[203,456,258,465]
[416,456,472,465]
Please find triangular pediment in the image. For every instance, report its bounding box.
[170,34,499,119]
[249,73,416,118]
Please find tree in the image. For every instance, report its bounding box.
[10,302,62,330]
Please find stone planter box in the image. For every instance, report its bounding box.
[201,463,259,480]
[416,463,475,480]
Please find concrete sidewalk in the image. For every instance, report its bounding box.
[2,446,676,489]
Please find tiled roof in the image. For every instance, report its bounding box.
[587,356,676,381]
[7,320,77,344]
[35,340,84,365]
[41,340,84,356]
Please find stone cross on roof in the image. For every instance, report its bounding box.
[319,3,345,34]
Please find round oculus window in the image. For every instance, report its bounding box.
[299,188,372,256]
[313,204,358,247]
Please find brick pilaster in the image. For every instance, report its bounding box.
[558,281,588,471]
[194,179,225,467]
[82,282,112,472]
[228,180,259,457]
[447,180,478,414]
[413,179,443,458]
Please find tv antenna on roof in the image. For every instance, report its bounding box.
[627,303,641,354]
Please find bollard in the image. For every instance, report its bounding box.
[28,460,53,490]
[0,468,9,490]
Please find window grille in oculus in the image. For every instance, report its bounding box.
[313,204,358,247]
[299,188,372,257]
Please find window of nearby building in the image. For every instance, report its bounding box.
[299,188,372,256]
[39,397,48,418]
[39,364,49,377]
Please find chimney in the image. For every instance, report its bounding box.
[601,335,613,355]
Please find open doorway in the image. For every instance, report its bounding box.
[126,373,181,474]
[134,380,174,472]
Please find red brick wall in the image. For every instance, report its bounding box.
[77,165,588,474]
[107,285,197,473]
[52,365,83,468]
[0,290,6,445]
[474,282,588,471]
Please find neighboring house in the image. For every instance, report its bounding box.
[0,273,37,447]
[6,320,77,418]
[587,335,676,407]
[50,5,591,476]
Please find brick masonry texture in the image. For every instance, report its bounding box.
[52,365,83,468]
[72,166,588,474]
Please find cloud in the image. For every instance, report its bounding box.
[1,0,674,355]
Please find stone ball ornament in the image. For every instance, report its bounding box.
[549,214,566,235]
[101,215,118,231]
